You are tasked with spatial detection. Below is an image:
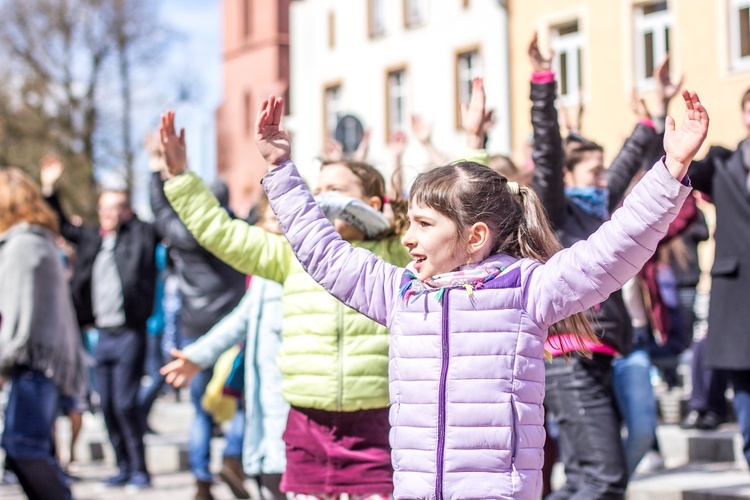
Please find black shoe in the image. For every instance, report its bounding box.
[697,411,724,430]
[104,470,131,487]
[681,409,702,429]
[125,471,151,490]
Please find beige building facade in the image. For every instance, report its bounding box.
[508,0,750,165]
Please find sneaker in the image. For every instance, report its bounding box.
[697,410,724,430]
[125,471,151,491]
[104,470,131,487]
[1,469,18,485]
[636,450,666,473]
[680,409,702,429]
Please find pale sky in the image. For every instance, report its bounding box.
[130,0,223,216]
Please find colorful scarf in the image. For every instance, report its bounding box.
[565,186,610,220]
[399,265,506,304]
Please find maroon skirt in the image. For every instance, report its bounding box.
[280,406,394,495]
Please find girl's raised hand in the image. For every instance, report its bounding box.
[159,111,187,177]
[255,95,291,168]
[663,89,709,181]
[160,349,200,388]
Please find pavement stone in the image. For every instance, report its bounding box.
[2,393,749,499]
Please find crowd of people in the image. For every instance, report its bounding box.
[0,33,748,500]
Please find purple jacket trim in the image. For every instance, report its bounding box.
[436,289,451,500]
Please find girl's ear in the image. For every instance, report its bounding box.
[467,221,492,260]
[365,195,383,212]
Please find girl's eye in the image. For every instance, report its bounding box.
[419,221,430,228]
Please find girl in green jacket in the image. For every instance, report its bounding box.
[158,111,410,500]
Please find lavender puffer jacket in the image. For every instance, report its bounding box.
[263,160,690,499]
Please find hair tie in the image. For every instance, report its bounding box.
[507,181,520,196]
[383,196,390,204]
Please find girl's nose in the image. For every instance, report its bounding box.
[401,227,415,248]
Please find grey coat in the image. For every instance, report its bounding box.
[0,223,88,395]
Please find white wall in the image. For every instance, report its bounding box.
[288,0,510,190]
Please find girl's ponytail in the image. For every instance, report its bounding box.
[410,162,599,356]
[383,196,409,238]
[505,185,600,356]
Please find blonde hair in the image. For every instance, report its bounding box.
[0,167,59,234]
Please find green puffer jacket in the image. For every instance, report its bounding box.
[165,173,411,411]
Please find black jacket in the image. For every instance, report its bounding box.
[530,80,658,355]
[45,193,157,333]
[689,145,750,370]
[150,173,245,340]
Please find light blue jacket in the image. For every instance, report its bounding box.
[183,277,288,475]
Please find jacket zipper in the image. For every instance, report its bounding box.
[436,290,450,500]
[337,302,344,412]
[510,398,518,468]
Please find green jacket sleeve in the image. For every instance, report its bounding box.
[457,148,491,166]
[163,172,293,283]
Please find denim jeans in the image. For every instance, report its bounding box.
[612,350,657,476]
[545,354,628,500]
[183,339,245,482]
[188,366,216,482]
[223,409,245,459]
[1,367,71,499]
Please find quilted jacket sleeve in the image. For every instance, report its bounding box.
[182,290,252,368]
[530,79,566,229]
[164,172,292,283]
[523,160,691,328]
[262,160,403,327]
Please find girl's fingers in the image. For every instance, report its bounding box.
[682,89,692,110]
[256,110,269,134]
[665,115,676,132]
[159,116,168,144]
[266,95,276,125]
[273,97,284,126]
[255,99,269,133]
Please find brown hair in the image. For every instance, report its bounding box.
[488,154,520,181]
[409,161,598,354]
[321,160,409,238]
[741,87,750,109]
[564,135,603,173]
[0,167,59,234]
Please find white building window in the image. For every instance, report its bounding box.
[404,0,427,28]
[386,68,408,137]
[369,0,386,38]
[551,21,583,107]
[730,0,750,71]
[634,1,672,89]
[324,84,342,141]
[455,49,482,128]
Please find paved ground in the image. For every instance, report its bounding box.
[0,394,247,500]
[1,392,749,499]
